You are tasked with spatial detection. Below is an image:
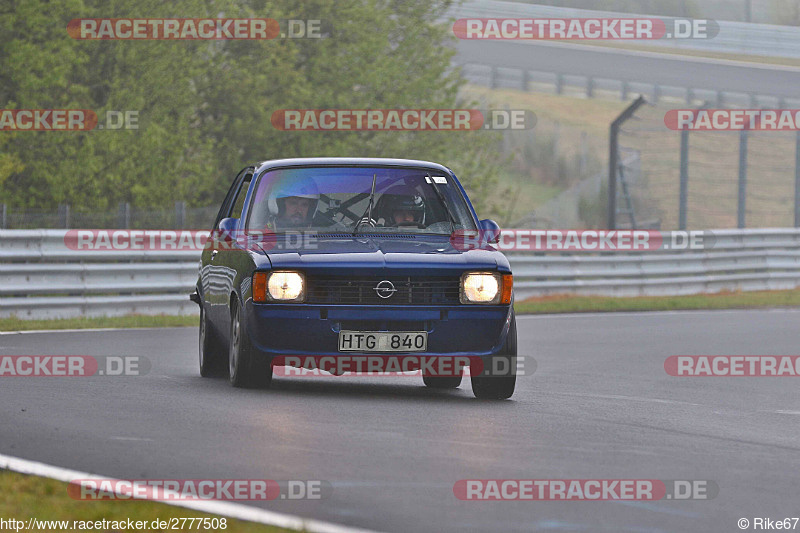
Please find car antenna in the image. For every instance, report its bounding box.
[353,173,377,236]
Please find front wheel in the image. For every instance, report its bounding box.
[229,299,272,388]
[471,313,517,400]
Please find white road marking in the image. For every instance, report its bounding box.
[0,452,381,533]
[0,326,191,335]
[516,308,800,319]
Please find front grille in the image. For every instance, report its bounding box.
[306,276,461,305]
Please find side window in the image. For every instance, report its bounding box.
[229,173,253,220]
[214,168,253,228]
[228,170,253,218]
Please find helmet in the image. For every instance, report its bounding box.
[267,174,320,226]
[374,183,426,226]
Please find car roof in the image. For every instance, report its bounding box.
[253,157,452,174]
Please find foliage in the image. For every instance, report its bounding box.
[0,0,505,216]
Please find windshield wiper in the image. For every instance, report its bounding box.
[425,173,457,234]
[352,173,377,236]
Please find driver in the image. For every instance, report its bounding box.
[266,175,320,229]
[374,184,426,227]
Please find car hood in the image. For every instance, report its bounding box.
[255,235,506,274]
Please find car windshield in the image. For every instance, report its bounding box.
[247,166,477,234]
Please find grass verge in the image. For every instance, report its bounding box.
[0,469,292,532]
[514,288,800,314]
[2,289,800,333]
[465,81,800,229]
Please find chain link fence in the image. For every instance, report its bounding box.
[615,101,800,230]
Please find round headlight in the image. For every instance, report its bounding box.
[461,272,500,304]
[267,271,305,301]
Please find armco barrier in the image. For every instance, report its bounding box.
[1,229,800,319]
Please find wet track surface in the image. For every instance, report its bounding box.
[455,39,800,100]
[1,309,799,532]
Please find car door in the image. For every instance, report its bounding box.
[202,167,253,337]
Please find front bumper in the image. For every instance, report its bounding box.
[244,302,513,358]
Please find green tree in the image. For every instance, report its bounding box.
[0,0,506,219]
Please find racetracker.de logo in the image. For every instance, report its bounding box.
[0,356,149,377]
[68,18,278,39]
[65,230,211,251]
[450,230,712,252]
[270,109,536,131]
[0,110,97,131]
[272,355,531,377]
[665,356,800,376]
[62,229,319,252]
[69,479,331,500]
[67,19,325,40]
[665,109,800,131]
[0,110,138,131]
[454,479,718,501]
[453,18,718,40]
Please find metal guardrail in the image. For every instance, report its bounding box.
[0,230,201,319]
[449,0,800,59]
[460,63,800,109]
[2,229,800,319]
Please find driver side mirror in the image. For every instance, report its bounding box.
[217,217,238,243]
[479,219,501,244]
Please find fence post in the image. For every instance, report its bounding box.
[737,129,748,229]
[608,95,646,229]
[555,73,563,95]
[621,80,628,101]
[175,201,186,228]
[1,204,6,229]
[553,121,561,159]
[580,131,588,176]
[586,76,594,98]
[490,66,498,89]
[118,202,131,228]
[58,204,70,229]
[795,131,800,227]
[679,128,690,230]
[521,69,529,92]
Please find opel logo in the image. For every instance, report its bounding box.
[374,280,397,299]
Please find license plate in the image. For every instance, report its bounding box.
[338,331,427,352]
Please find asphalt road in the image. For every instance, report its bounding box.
[454,39,800,99]
[1,309,799,532]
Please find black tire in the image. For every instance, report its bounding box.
[228,299,272,388]
[199,303,226,377]
[423,374,462,389]
[471,313,517,400]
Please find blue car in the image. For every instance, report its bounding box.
[191,158,516,399]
